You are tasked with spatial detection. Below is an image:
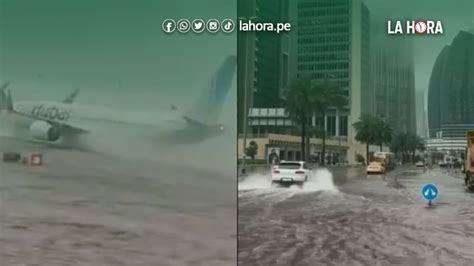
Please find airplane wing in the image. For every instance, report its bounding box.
[63,88,80,104]
[38,115,89,135]
[182,115,223,131]
[182,116,207,128]
[55,121,89,134]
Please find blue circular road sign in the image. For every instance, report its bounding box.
[421,183,439,201]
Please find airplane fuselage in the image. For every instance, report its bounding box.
[14,101,186,129]
[6,101,223,147]
[0,56,235,148]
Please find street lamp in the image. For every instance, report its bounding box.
[239,15,257,175]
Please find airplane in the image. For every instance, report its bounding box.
[0,55,236,149]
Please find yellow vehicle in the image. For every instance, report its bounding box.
[464,131,474,191]
[366,161,385,174]
[372,152,396,171]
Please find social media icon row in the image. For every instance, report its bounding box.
[162,19,235,34]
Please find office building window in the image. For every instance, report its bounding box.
[327,116,336,136]
[315,116,324,129]
[339,116,348,136]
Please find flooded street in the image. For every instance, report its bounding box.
[0,137,236,266]
[238,166,474,266]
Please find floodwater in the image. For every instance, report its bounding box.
[238,166,474,266]
[0,137,236,266]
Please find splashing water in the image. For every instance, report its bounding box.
[238,168,338,193]
[238,173,272,190]
[302,168,338,192]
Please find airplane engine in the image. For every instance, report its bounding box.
[29,120,61,142]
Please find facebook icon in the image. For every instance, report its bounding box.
[162,19,176,33]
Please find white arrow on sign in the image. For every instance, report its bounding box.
[424,188,436,197]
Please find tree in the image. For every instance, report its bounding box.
[413,135,426,163]
[390,133,425,164]
[309,80,347,166]
[245,141,258,161]
[353,114,378,164]
[307,126,326,163]
[406,134,418,163]
[285,79,347,164]
[285,78,313,161]
[295,124,319,163]
[356,153,366,164]
[390,132,406,163]
[404,134,425,163]
[374,119,392,152]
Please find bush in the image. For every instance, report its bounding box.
[356,153,365,164]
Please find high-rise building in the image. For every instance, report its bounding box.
[295,0,370,163]
[237,0,257,134]
[253,0,290,108]
[368,17,417,135]
[237,0,290,133]
[428,30,474,138]
[415,90,428,138]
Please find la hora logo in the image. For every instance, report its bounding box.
[388,20,444,35]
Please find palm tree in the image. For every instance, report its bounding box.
[409,134,426,163]
[309,80,347,166]
[375,118,392,152]
[416,136,426,152]
[390,132,425,164]
[353,114,378,164]
[307,126,326,163]
[285,78,313,161]
[406,134,418,163]
[390,132,404,163]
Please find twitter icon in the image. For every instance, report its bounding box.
[192,19,205,33]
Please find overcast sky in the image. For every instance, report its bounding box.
[0,0,236,111]
[364,0,474,93]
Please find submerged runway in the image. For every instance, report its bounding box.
[0,137,236,266]
[238,166,474,266]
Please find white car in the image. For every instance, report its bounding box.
[416,161,425,167]
[366,161,385,174]
[271,161,310,186]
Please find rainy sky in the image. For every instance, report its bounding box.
[0,0,236,113]
[1,0,472,136]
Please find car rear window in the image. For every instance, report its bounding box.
[278,163,301,169]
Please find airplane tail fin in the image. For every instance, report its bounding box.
[186,55,236,125]
[0,82,13,112]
